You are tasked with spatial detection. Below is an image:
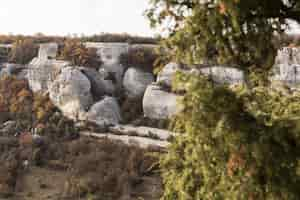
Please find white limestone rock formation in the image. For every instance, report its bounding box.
[157,62,185,87]
[143,84,181,120]
[27,58,70,93]
[123,67,154,99]
[109,125,175,141]
[272,47,300,87]
[87,96,122,127]
[49,67,93,121]
[199,66,244,85]
[157,62,244,87]
[275,47,300,65]
[38,43,58,60]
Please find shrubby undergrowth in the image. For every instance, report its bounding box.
[161,73,300,200]
[0,75,77,139]
[58,39,102,69]
[9,39,38,64]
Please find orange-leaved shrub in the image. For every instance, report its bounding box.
[58,39,102,69]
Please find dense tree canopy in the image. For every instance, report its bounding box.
[147,0,300,74]
[147,1,300,199]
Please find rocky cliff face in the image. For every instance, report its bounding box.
[2,43,300,129]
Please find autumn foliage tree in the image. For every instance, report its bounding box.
[147,0,300,199]
[59,39,102,69]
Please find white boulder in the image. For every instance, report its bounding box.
[199,66,244,85]
[123,68,154,99]
[49,67,93,121]
[27,58,70,93]
[275,47,300,65]
[271,47,300,87]
[87,96,122,127]
[143,84,181,120]
[157,62,184,87]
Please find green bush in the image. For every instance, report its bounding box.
[9,39,38,64]
[58,40,102,69]
[161,72,300,200]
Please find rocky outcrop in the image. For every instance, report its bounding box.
[272,47,300,87]
[49,67,93,121]
[143,84,180,120]
[38,43,58,60]
[199,66,244,85]
[157,62,184,87]
[87,96,122,128]
[123,68,154,99]
[27,58,70,93]
[79,67,115,100]
[109,125,175,141]
[80,131,169,149]
[157,62,244,87]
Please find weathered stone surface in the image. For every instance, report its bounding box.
[80,131,169,149]
[271,64,300,87]
[199,66,244,84]
[49,67,93,121]
[158,62,244,86]
[87,96,122,127]
[38,43,58,60]
[79,67,115,99]
[275,47,300,65]
[123,68,154,99]
[272,47,300,87]
[109,125,175,141]
[27,58,70,93]
[143,84,180,120]
[157,62,184,87]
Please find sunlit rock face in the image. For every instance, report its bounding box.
[157,62,244,87]
[123,67,154,99]
[49,67,93,121]
[272,47,300,87]
[27,58,70,93]
[143,84,180,120]
[199,66,244,85]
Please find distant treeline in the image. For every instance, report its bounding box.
[0,33,159,45]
